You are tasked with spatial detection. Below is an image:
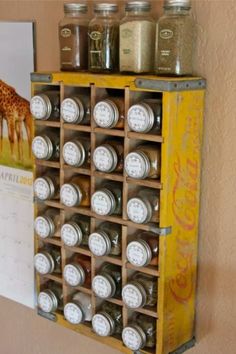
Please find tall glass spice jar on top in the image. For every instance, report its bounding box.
[120,1,155,73]
[59,3,89,71]
[155,0,195,76]
[88,3,119,73]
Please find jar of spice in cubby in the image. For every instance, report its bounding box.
[34,173,60,201]
[63,254,91,287]
[61,95,90,124]
[122,313,156,351]
[34,208,60,239]
[88,222,121,257]
[38,282,63,313]
[122,272,157,309]
[60,176,90,208]
[64,292,92,324]
[32,132,60,161]
[61,215,90,247]
[93,97,125,129]
[127,188,160,224]
[91,181,122,216]
[34,247,61,275]
[93,138,124,173]
[62,137,91,167]
[92,302,122,337]
[92,263,121,299]
[30,91,60,120]
[125,144,161,179]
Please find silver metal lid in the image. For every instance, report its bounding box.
[34,177,55,201]
[38,289,58,313]
[60,183,82,207]
[63,140,85,167]
[64,301,85,324]
[30,94,52,120]
[91,189,116,216]
[34,251,55,275]
[32,135,54,160]
[127,197,153,224]
[122,325,147,351]
[88,231,112,257]
[92,312,115,336]
[125,151,150,179]
[64,3,88,13]
[127,103,155,133]
[34,215,55,239]
[61,221,83,247]
[93,100,119,128]
[92,274,116,299]
[94,3,118,12]
[164,0,191,8]
[122,282,147,309]
[93,144,118,173]
[126,239,152,267]
[61,97,85,123]
[125,1,151,11]
[63,263,85,286]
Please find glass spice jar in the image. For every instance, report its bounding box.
[93,138,124,173]
[63,254,91,287]
[92,263,121,299]
[120,1,155,73]
[34,247,61,275]
[34,173,60,201]
[64,292,92,324]
[61,95,91,125]
[122,313,156,351]
[62,137,91,167]
[125,144,161,179]
[30,91,60,120]
[60,175,90,208]
[155,0,195,76]
[88,3,119,73]
[93,97,125,129]
[126,231,159,267]
[122,272,157,309]
[92,302,122,337]
[61,214,90,247]
[91,181,122,216]
[34,208,60,239]
[88,222,121,257]
[59,3,89,71]
[127,188,160,224]
[38,282,63,313]
[127,99,162,134]
[32,132,60,161]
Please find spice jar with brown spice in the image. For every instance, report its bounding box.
[93,97,125,129]
[60,175,90,208]
[93,138,124,173]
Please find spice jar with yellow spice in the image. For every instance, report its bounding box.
[93,97,125,129]
[60,175,90,208]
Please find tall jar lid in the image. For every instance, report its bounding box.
[62,141,85,167]
[34,251,55,275]
[61,221,83,247]
[92,312,115,336]
[125,1,151,11]
[61,97,85,124]
[127,103,155,133]
[122,325,146,351]
[122,282,147,309]
[63,264,85,286]
[93,100,119,128]
[94,3,118,12]
[38,289,58,313]
[34,216,55,239]
[32,136,54,160]
[34,177,55,201]
[64,3,88,13]
[91,189,116,216]
[88,231,112,257]
[125,151,150,179]
[92,274,116,299]
[93,145,118,173]
[60,183,82,207]
[127,197,153,224]
[64,301,85,324]
[126,239,152,267]
[30,94,52,120]
[164,0,191,8]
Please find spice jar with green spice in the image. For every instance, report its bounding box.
[88,3,119,73]
[155,0,195,76]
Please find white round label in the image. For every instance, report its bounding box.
[30,96,48,120]
[61,98,79,123]
[60,184,78,207]
[63,142,80,166]
[38,292,54,313]
[34,216,51,239]
[93,146,114,172]
[91,191,112,216]
[32,137,48,159]
[128,105,150,132]
[61,223,79,247]
[126,241,148,267]
[88,232,108,257]
[122,284,144,309]
[34,253,52,274]
[64,302,83,324]
[122,327,144,351]
[127,198,148,224]
[93,102,114,128]
[63,264,82,286]
[92,314,111,337]
[125,153,146,179]
[92,275,112,299]
[34,178,50,201]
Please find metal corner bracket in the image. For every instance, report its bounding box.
[31,72,53,83]
[150,226,172,236]
[169,338,196,354]
[135,78,206,92]
[37,308,57,322]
